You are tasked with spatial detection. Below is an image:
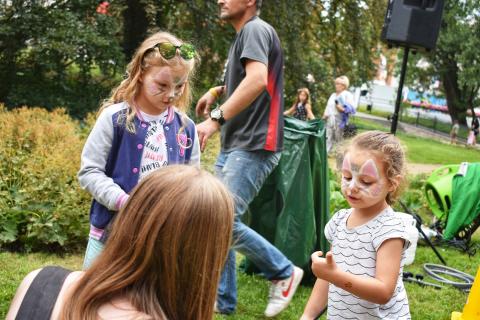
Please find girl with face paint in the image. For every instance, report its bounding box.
[78,32,201,269]
[302,131,411,320]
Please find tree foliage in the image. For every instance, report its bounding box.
[403,0,480,123]
[0,0,124,118]
[1,0,387,118]
[261,0,386,112]
[118,0,386,115]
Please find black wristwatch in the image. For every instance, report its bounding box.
[210,107,225,125]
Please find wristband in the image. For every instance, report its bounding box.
[115,193,129,210]
[209,87,219,98]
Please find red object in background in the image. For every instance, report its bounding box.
[409,101,480,117]
[410,101,448,113]
[96,1,109,15]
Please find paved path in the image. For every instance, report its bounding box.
[355,112,477,147]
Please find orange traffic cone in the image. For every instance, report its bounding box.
[452,267,480,320]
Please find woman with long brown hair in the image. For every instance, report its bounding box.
[7,165,234,320]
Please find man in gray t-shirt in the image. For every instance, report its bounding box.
[195,0,303,317]
[220,13,284,152]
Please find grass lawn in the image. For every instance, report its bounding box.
[1,242,478,319]
[0,253,83,318]
[1,119,479,319]
[353,117,480,165]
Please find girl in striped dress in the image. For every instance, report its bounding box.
[301,131,411,320]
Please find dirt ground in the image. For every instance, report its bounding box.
[327,158,440,176]
[406,163,442,175]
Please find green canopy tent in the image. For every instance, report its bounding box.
[242,117,330,283]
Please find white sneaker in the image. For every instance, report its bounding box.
[264,266,304,317]
[214,301,219,313]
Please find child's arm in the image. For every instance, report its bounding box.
[300,278,328,320]
[78,108,129,211]
[283,103,296,116]
[306,103,315,120]
[312,238,404,305]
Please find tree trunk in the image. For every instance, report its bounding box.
[467,87,478,120]
[122,0,148,60]
[440,62,467,125]
[385,48,398,87]
[0,56,16,104]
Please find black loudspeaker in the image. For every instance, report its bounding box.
[381,0,445,51]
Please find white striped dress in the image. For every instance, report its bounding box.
[324,207,411,319]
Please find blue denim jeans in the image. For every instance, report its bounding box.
[215,150,293,313]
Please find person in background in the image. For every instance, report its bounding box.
[284,87,315,120]
[450,119,460,144]
[322,75,355,154]
[469,117,479,146]
[7,166,234,320]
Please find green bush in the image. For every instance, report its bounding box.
[0,105,436,252]
[0,105,90,251]
[394,173,434,224]
[328,168,349,214]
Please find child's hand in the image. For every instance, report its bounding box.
[311,251,337,280]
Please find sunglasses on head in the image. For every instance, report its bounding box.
[148,42,196,60]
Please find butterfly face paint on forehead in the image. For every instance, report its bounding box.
[360,159,380,180]
[341,155,385,198]
[341,154,351,172]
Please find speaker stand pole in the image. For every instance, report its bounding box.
[399,200,447,266]
[390,46,410,135]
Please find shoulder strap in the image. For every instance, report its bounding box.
[16,266,72,320]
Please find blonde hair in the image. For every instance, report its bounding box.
[295,87,312,106]
[346,131,406,204]
[335,75,350,90]
[61,165,234,320]
[99,31,198,133]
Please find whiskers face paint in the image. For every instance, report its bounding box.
[136,66,188,115]
[146,82,166,96]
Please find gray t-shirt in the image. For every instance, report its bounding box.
[221,16,284,152]
[324,207,411,319]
